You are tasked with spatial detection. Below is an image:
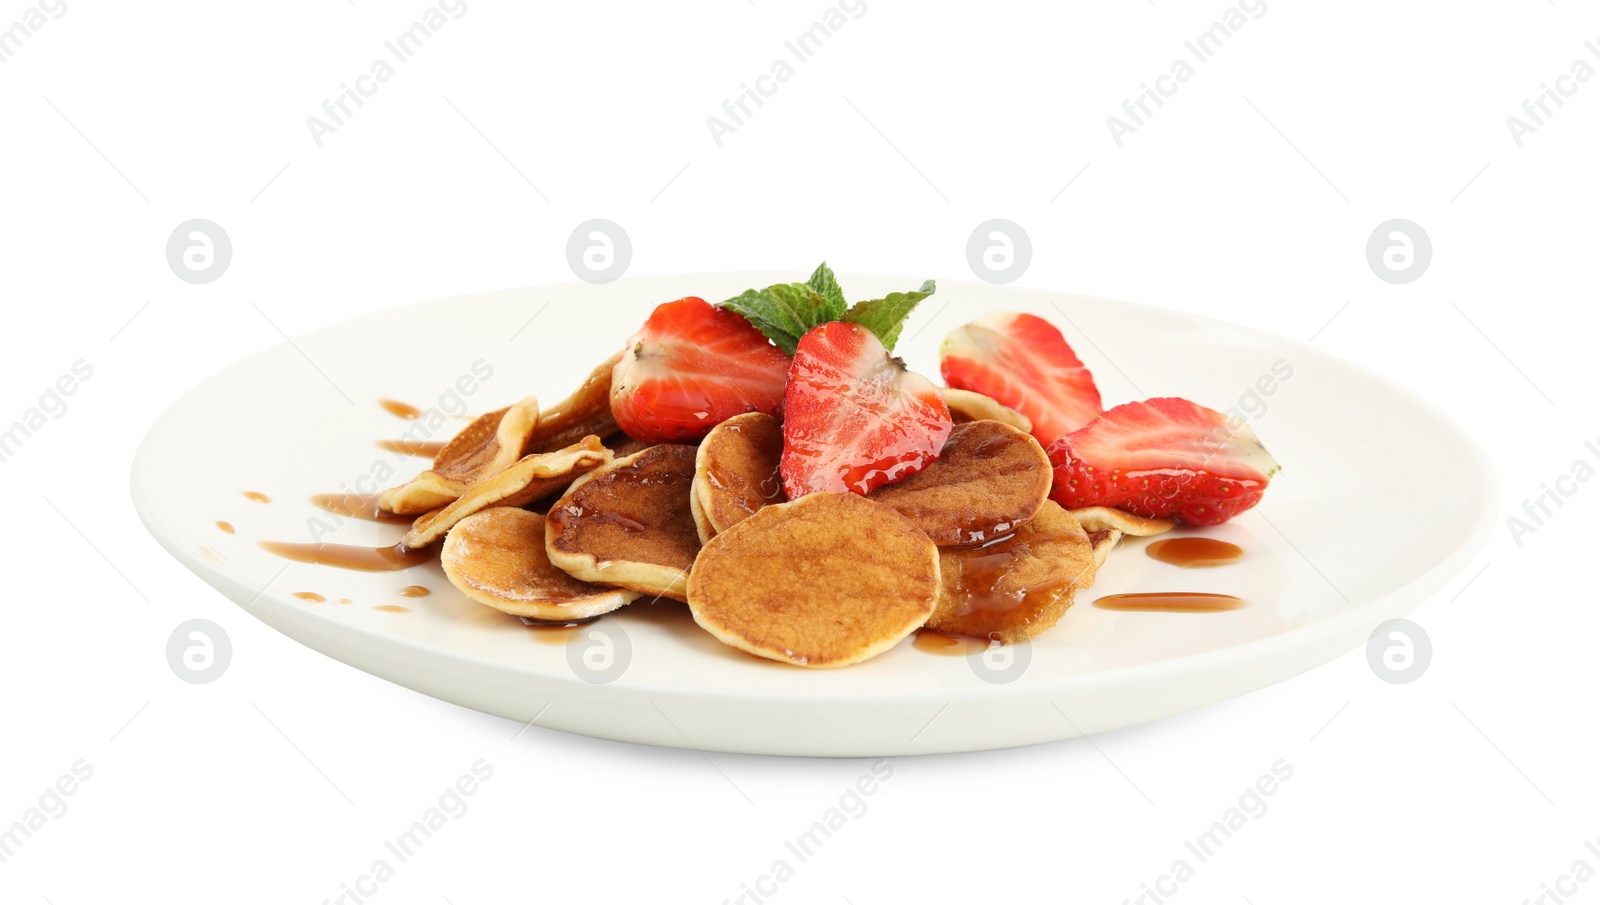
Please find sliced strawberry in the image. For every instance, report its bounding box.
[610,297,793,443]
[940,312,1103,446]
[780,322,952,498]
[1045,397,1280,526]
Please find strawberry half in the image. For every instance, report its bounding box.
[780,322,953,498]
[1045,397,1280,526]
[610,297,793,443]
[940,312,1103,446]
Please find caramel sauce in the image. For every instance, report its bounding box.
[1146,537,1245,569]
[705,465,785,512]
[259,540,433,572]
[379,399,422,420]
[1093,592,1246,613]
[520,615,597,644]
[310,493,411,525]
[602,512,647,534]
[547,505,649,536]
[376,439,446,458]
[373,604,411,613]
[911,629,988,656]
[292,592,326,602]
[947,530,1073,616]
[243,491,271,503]
[198,546,229,565]
[216,521,235,534]
[399,585,431,598]
[337,598,352,604]
[971,430,1024,458]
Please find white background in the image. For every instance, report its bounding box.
[3,1,1597,902]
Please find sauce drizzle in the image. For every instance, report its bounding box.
[259,540,433,572]
[379,399,422,420]
[1093,592,1246,613]
[1146,537,1246,569]
[520,615,598,645]
[376,439,446,458]
[309,494,411,525]
[911,630,987,656]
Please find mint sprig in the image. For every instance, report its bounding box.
[841,280,936,353]
[806,261,847,311]
[720,282,835,355]
[720,263,934,354]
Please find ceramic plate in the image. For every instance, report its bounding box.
[131,274,1496,756]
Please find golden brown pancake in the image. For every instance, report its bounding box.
[687,478,715,546]
[526,352,623,454]
[1089,528,1123,569]
[927,500,1097,643]
[380,396,541,515]
[545,444,701,601]
[604,432,655,459]
[692,412,785,543]
[866,420,1051,546]
[687,493,939,668]
[442,508,639,619]
[940,388,1032,433]
[403,437,612,548]
[1069,506,1176,537]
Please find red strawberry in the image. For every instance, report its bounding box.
[610,297,793,443]
[780,322,953,498]
[940,312,1103,445]
[1045,397,1280,526]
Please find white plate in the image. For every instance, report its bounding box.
[131,274,1497,756]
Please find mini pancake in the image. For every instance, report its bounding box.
[442,508,639,619]
[604,432,655,459]
[380,396,541,515]
[940,388,1032,433]
[403,436,612,548]
[687,493,939,668]
[688,479,715,546]
[927,500,1097,644]
[545,444,701,601]
[866,420,1051,545]
[692,412,785,543]
[526,352,623,454]
[1089,528,1123,569]
[1069,506,1176,537]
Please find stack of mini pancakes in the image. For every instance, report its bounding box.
[379,359,1176,669]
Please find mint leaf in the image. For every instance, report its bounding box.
[841,280,936,352]
[721,282,834,355]
[805,262,847,317]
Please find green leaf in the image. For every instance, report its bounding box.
[720,282,834,355]
[841,280,936,352]
[805,262,847,317]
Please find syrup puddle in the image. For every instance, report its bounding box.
[911,630,988,656]
[520,616,598,645]
[259,541,432,572]
[376,439,446,458]
[1093,593,1246,613]
[379,399,422,420]
[1146,537,1245,568]
[309,494,411,525]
